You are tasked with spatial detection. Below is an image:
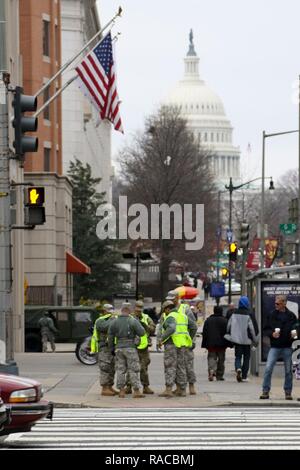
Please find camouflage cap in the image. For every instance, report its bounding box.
[162,300,175,310]
[121,302,132,311]
[165,290,179,301]
[103,303,114,312]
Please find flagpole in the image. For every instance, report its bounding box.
[298,74,300,263]
[34,7,122,99]
[33,75,78,118]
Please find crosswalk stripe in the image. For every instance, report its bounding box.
[2,407,300,449]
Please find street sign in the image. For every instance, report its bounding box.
[226,229,233,242]
[279,223,297,235]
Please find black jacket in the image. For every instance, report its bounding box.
[201,312,229,349]
[263,308,297,348]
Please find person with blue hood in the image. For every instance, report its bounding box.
[224,296,259,382]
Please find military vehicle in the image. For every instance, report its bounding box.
[25,306,98,352]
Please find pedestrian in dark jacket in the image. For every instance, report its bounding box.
[225,296,258,382]
[260,295,297,400]
[202,306,229,381]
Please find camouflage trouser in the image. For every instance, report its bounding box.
[164,343,187,388]
[41,332,55,352]
[208,350,226,379]
[184,348,196,384]
[98,347,115,386]
[116,348,141,390]
[126,348,151,387]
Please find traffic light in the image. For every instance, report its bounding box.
[12,86,38,159]
[229,242,238,262]
[24,187,45,226]
[221,267,228,279]
[240,222,250,249]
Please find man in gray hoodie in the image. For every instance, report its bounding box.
[225,296,258,382]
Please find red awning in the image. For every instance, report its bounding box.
[66,252,91,274]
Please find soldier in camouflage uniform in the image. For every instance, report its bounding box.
[38,312,58,352]
[125,300,156,395]
[93,304,118,397]
[158,300,197,398]
[108,302,146,398]
[166,291,198,395]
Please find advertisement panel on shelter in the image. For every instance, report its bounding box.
[261,281,300,361]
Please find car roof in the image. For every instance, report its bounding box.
[25,305,98,312]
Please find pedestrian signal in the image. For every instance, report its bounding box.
[24,187,45,226]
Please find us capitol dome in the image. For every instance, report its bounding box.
[165,30,241,188]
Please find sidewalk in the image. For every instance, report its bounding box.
[14,344,300,408]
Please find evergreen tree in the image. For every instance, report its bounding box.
[68,159,122,302]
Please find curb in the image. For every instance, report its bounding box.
[51,400,300,409]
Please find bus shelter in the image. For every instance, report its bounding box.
[247,265,300,376]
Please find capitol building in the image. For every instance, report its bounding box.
[166,31,241,188]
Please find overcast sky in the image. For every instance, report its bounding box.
[96,0,300,183]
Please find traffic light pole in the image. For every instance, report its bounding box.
[0,75,11,368]
[0,75,17,373]
[228,180,233,304]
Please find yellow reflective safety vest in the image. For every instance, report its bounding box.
[162,310,192,348]
[90,314,112,353]
[137,313,151,350]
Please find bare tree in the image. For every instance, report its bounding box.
[117,106,218,299]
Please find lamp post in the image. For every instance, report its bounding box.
[260,129,299,268]
[122,251,152,300]
[225,175,274,303]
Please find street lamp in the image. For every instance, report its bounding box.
[122,251,152,300]
[260,129,299,268]
[225,175,274,303]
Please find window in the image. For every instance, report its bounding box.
[43,20,50,57]
[204,132,207,142]
[211,133,214,142]
[43,86,50,120]
[44,148,51,171]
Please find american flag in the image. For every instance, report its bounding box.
[75,32,123,133]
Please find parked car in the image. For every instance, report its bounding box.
[0,373,53,435]
[224,280,241,295]
[25,305,99,352]
[0,398,10,433]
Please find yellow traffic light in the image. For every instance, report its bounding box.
[229,242,237,253]
[229,242,238,262]
[221,268,228,277]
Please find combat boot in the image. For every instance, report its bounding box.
[158,386,173,398]
[125,385,132,394]
[109,386,119,395]
[189,383,197,395]
[119,387,126,398]
[143,386,154,395]
[172,384,181,396]
[132,389,145,398]
[101,386,115,397]
[176,387,187,397]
